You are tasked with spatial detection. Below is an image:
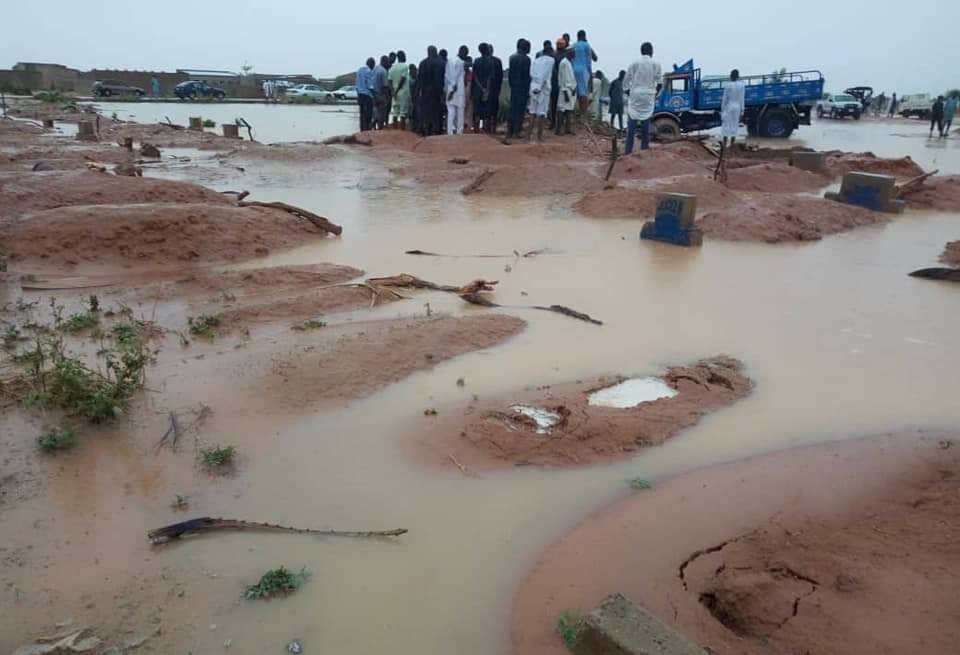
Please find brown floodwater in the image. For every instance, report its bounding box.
[3,113,958,654]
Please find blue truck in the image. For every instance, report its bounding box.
[650,60,825,139]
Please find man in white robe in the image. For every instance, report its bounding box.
[716,69,746,182]
[555,49,577,135]
[526,42,555,141]
[623,42,662,154]
[445,46,469,135]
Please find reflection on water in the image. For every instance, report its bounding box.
[16,112,960,654]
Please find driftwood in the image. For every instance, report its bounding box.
[239,200,342,235]
[462,168,495,195]
[459,292,603,325]
[604,136,620,181]
[162,116,185,130]
[222,190,250,201]
[148,517,408,545]
[405,248,553,258]
[896,169,939,197]
[909,267,960,282]
[237,117,255,142]
[154,411,181,453]
[322,133,373,146]
[367,274,498,295]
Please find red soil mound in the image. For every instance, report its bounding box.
[464,162,603,197]
[699,193,883,243]
[723,162,829,193]
[606,148,709,180]
[902,175,960,211]
[2,203,329,269]
[0,170,229,216]
[826,152,925,179]
[423,356,752,469]
[511,432,960,655]
[574,177,740,219]
[942,241,960,266]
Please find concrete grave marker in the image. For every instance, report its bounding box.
[640,193,703,247]
[222,123,240,139]
[790,150,826,172]
[188,116,203,131]
[76,120,97,141]
[825,171,905,213]
[573,593,708,655]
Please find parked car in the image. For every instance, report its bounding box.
[899,93,933,120]
[174,81,226,100]
[334,85,358,101]
[286,84,332,100]
[91,80,145,98]
[817,94,862,120]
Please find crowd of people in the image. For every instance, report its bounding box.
[353,32,667,152]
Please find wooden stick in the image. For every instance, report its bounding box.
[448,454,475,477]
[238,117,255,142]
[462,168,495,195]
[239,200,342,235]
[896,169,939,197]
[604,136,620,181]
[148,516,408,544]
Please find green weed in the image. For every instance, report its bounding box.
[202,118,216,128]
[60,311,100,333]
[627,478,652,490]
[170,494,190,511]
[188,314,221,338]
[555,610,584,649]
[291,319,327,331]
[3,325,20,351]
[243,566,309,600]
[199,444,236,469]
[37,427,77,453]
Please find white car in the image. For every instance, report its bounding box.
[817,94,862,120]
[286,84,332,100]
[334,86,358,101]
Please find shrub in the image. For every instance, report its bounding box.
[244,566,309,599]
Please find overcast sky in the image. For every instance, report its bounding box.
[4,0,956,95]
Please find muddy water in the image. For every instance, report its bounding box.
[7,117,960,654]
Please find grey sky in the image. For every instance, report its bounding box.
[4,0,956,95]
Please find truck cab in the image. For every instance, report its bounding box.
[651,60,824,140]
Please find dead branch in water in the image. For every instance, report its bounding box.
[367,274,498,295]
[154,411,182,453]
[323,133,373,146]
[162,116,185,130]
[239,200,342,235]
[462,168,495,195]
[909,267,960,282]
[237,117,256,142]
[222,190,250,201]
[448,454,476,477]
[896,169,939,197]
[459,292,603,325]
[405,248,553,258]
[148,517,408,545]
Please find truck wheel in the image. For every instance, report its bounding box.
[651,117,681,141]
[102,89,112,97]
[853,111,861,121]
[760,110,794,138]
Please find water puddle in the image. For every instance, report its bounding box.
[588,377,677,408]
[510,405,563,434]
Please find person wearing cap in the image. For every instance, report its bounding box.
[555,48,577,135]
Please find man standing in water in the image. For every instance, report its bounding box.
[943,94,958,136]
[356,58,375,131]
[930,95,945,138]
[388,51,411,130]
[445,46,469,135]
[572,30,598,122]
[505,38,532,142]
[623,42,661,154]
[417,46,445,136]
[715,69,746,183]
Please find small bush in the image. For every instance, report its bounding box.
[60,311,100,333]
[244,566,309,600]
[34,90,72,105]
[291,319,327,331]
[202,118,216,128]
[3,325,20,351]
[200,444,236,469]
[37,427,77,453]
[188,314,221,338]
[627,478,652,490]
[556,610,584,649]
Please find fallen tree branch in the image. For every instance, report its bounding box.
[237,117,256,142]
[239,200,342,235]
[322,133,373,146]
[222,190,250,201]
[366,273,497,295]
[405,248,553,258]
[148,517,408,545]
[162,116,185,130]
[459,292,603,325]
[896,169,938,197]
[448,454,476,477]
[462,168,495,195]
[909,267,960,282]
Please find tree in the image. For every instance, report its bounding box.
[946,88,960,100]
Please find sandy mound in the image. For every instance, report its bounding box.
[104,122,237,150]
[0,144,140,172]
[724,162,830,193]
[511,432,960,655]
[223,141,342,163]
[250,314,527,408]
[0,170,230,216]
[901,175,960,211]
[2,202,329,269]
[220,286,379,324]
[699,193,883,243]
[574,177,740,219]
[426,356,752,469]
[606,148,709,181]
[658,139,718,161]
[942,241,960,266]
[463,162,604,197]
[827,152,925,179]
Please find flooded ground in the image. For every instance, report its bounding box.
[2,109,958,654]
